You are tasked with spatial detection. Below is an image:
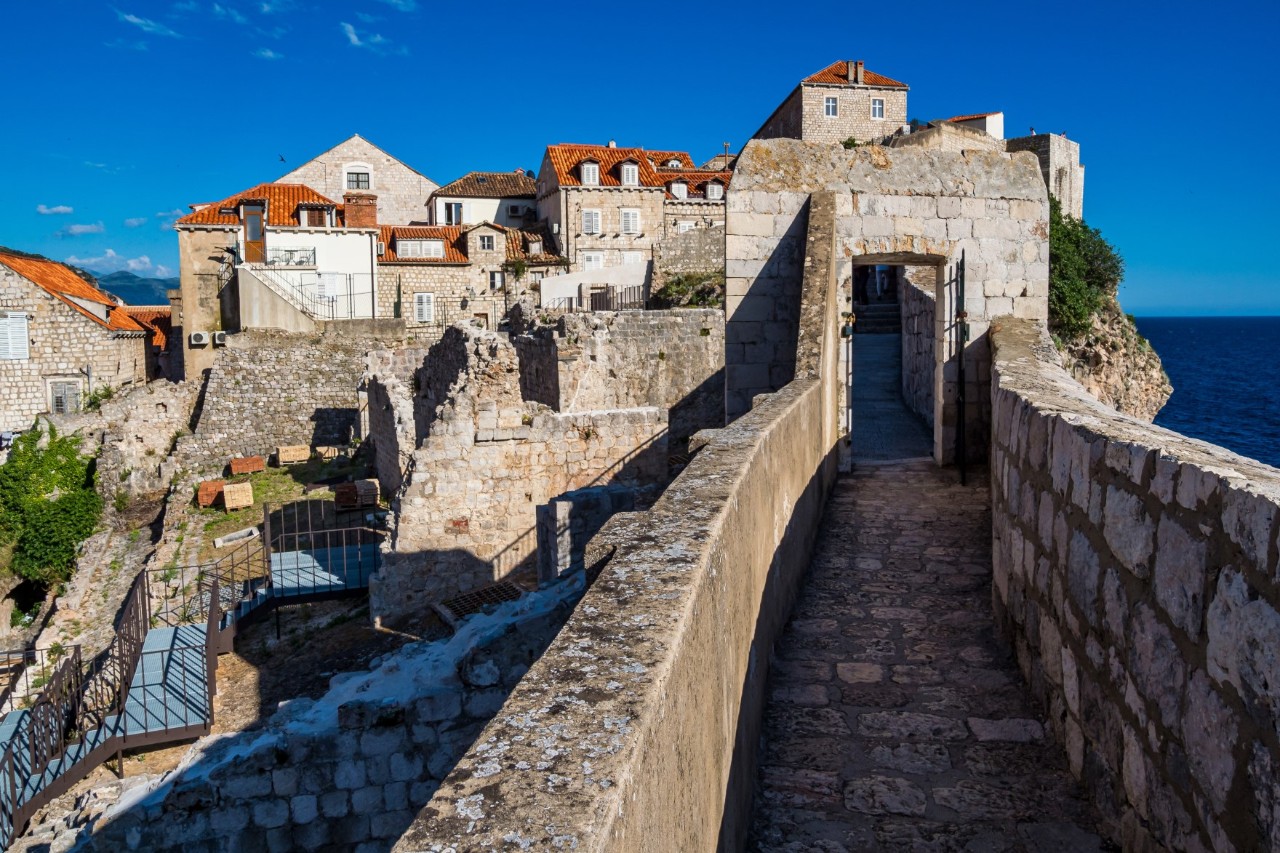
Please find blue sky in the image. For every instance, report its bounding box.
[2,0,1276,314]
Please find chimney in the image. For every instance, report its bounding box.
[343,193,378,229]
[607,139,617,148]
[853,60,865,84]
[515,167,525,175]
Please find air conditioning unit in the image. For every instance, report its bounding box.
[212,331,227,346]
[189,331,210,346]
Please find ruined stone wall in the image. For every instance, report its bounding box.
[512,310,725,448]
[652,226,725,290]
[661,199,726,236]
[889,122,1003,154]
[178,331,366,475]
[990,317,1280,852]
[362,347,430,498]
[395,193,844,853]
[373,265,507,334]
[371,326,667,624]
[899,266,936,427]
[726,138,1049,464]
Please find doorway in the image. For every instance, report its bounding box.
[243,205,265,263]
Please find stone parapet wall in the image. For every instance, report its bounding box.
[990,317,1280,851]
[652,225,725,290]
[393,193,843,852]
[177,331,367,475]
[899,266,936,427]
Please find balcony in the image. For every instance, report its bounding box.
[264,247,316,267]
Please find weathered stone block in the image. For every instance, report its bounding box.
[252,798,289,829]
[1129,604,1186,729]
[1152,516,1207,638]
[1181,669,1236,814]
[319,790,350,819]
[351,785,383,815]
[1102,487,1155,578]
[290,793,318,825]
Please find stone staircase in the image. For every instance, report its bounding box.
[853,301,901,334]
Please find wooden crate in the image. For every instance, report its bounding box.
[314,445,341,461]
[334,479,379,511]
[229,456,266,475]
[276,445,310,465]
[196,480,225,509]
[222,482,254,512]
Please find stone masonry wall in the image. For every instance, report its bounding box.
[1,265,147,433]
[276,135,438,226]
[512,310,725,448]
[990,317,1280,851]
[374,266,507,335]
[726,138,1049,465]
[899,265,936,427]
[652,226,725,291]
[178,331,366,475]
[362,347,430,498]
[371,326,667,625]
[797,84,908,144]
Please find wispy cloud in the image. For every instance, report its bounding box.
[171,0,200,12]
[213,3,247,24]
[65,249,170,278]
[377,0,416,10]
[57,222,106,238]
[156,209,183,218]
[259,0,296,13]
[339,21,406,55]
[355,12,381,23]
[115,9,181,37]
[254,47,282,59]
[37,204,74,215]
[124,217,148,227]
[104,38,149,50]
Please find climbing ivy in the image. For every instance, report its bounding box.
[0,426,102,585]
[1048,196,1125,340]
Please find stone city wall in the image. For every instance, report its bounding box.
[652,225,725,290]
[394,192,843,853]
[177,331,367,475]
[726,138,1048,464]
[899,265,936,427]
[990,316,1280,852]
[512,310,725,448]
[371,326,667,625]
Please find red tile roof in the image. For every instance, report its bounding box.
[804,61,907,88]
[946,112,1001,123]
[545,145,668,189]
[123,307,172,350]
[434,171,536,199]
[647,151,695,169]
[377,225,467,263]
[504,225,563,266]
[659,169,733,199]
[0,252,146,334]
[177,183,344,228]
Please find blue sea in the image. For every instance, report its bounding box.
[1134,317,1280,469]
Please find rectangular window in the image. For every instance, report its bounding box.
[398,239,445,258]
[305,208,327,227]
[530,271,545,282]
[621,163,639,185]
[670,182,688,199]
[50,381,80,415]
[824,96,838,117]
[581,252,604,271]
[445,202,463,225]
[0,312,30,360]
[346,171,371,190]
[706,183,723,200]
[620,209,640,234]
[413,292,435,323]
[528,240,542,255]
[581,209,601,234]
[479,235,495,251]
[622,251,644,265]
[508,204,523,216]
[580,162,599,185]
[871,98,885,119]
[677,221,694,233]
[489,271,505,289]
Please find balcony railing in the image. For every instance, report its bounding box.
[265,247,316,267]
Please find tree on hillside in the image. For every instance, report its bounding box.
[1048,196,1125,340]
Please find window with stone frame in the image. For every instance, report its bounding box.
[825,96,838,117]
[670,182,688,199]
[346,171,371,190]
[580,162,600,185]
[871,98,885,119]
[413,292,435,323]
[622,251,644,265]
[706,182,724,200]
[620,162,639,186]
[50,380,81,415]
[620,209,641,234]
[489,271,504,289]
[581,209,602,234]
[0,312,30,360]
[677,221,694,233]
[399,239,445,258]
[479,234,495,251]
[581,252,604,271]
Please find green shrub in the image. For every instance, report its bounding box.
[841,137,859,150]
[651,271,725,309]
[1048,196,1125,340]
[82,385,115,412]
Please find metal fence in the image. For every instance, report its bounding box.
[543,284,649,312]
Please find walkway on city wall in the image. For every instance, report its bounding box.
[746,453,1108,848]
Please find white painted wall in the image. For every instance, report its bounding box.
[241,228,378,319]
[539,262,651,308]
[431,196,533,228]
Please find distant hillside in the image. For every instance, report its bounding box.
[93,271,178,306]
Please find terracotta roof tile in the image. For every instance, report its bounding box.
[377,225,468,263]
[545,145,668,189]
[646,151,695,169]
[123,307,172,349]
[177,183,344,228]
[946,112,1001,123]
[434,171,536,199]
[0,252,146,334]
[504,225,563,266]
[659,169,733,199]
[804,61,908,88]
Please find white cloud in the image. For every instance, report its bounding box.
[125,217,148,227]
[377,0,416,10]
[65,249,170,277]
[340,21,361,46]
[37,204,74,215]
[355,12,381,23]
[254,48,282,59]
[115,9,181,37]
[259,0,296,13]
[213,3,247,24]
[56,222,106,238]
[339,21,406,55]
[172,0,200,11]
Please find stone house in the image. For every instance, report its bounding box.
[1005,132,1085,219]
[121,306,175,381]
[276,134,438,225]
[946,111,1004,139]
[429,171,537,228]
[0,251,148,432]
[174,182,380,379]
[754,59,909,145]
[376,223,562,331]
[535,143,731,274]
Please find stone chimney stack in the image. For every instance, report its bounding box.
[607,139,617,148]
[343,193,378,229]
[853,60,865,84]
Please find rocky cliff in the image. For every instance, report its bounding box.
[1058,298,1170,421]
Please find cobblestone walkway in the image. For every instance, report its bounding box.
[850,334,933,463]
[747,462,1110,852]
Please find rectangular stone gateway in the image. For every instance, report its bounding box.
[724,138,1049,466]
